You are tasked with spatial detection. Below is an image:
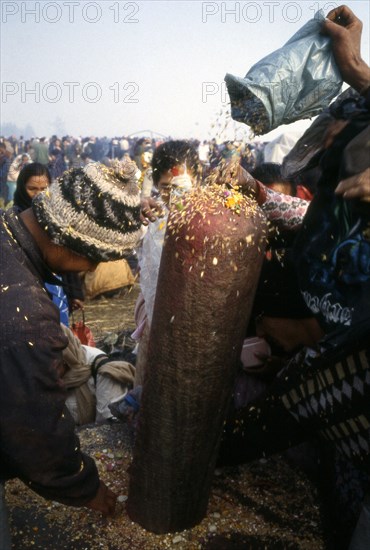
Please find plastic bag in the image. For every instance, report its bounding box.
[137,173,193,325]
[137,209,168,325]
[225,10,343,135]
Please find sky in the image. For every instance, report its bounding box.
[1,0,369,142]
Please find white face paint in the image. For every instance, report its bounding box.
[170,173,193,198]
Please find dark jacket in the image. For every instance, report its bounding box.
[294,94,370,332]
[0,208,99,506]
[0,156,11,186]
[48,152,67,181]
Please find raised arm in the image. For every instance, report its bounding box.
[322,5,370,94]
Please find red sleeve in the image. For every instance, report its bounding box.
[257,184,310,231]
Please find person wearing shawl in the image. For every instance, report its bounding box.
[0,160,142,548]
[13,163,84,324]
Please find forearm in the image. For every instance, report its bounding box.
[259,186,309,231]
[350,60,370,95]
[0,344,100,506]
[20,448,100,507]
[322,5,370,94]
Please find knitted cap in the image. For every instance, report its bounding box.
[32,161,142,262]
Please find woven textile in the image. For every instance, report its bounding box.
[276,319,370,467]
[32,161,142,262]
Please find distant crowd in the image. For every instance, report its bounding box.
[0,133,269,206]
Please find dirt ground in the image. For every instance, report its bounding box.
[6,284,328,549]
[76,282,141,338]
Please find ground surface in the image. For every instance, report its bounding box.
[6,284,327,549]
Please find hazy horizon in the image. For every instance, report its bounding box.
[1,1,369,142]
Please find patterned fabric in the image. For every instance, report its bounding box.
[261,186,309,231]
[293,101,370,332]
[45,278,70,326]
[256,96,370,333]
[275,319,370,468]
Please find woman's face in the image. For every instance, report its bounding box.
[25,175,49,199]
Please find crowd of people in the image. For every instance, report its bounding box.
[1,4,370,549]
[0,133,267,206]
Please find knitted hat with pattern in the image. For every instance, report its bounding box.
[32,161,142,262]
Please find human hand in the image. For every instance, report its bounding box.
[70,298,84,311]
[213,159,258,196]
[335,167,370,202]
[109,387,142,424]
[321,5,370,93]
[140,196,164,225]
[233,165,258,196]
[85,481,117,517]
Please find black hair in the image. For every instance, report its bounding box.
[151,140,199,185]
[251,163,288,185]
[289,166,321,196]
[13,163,51,212]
